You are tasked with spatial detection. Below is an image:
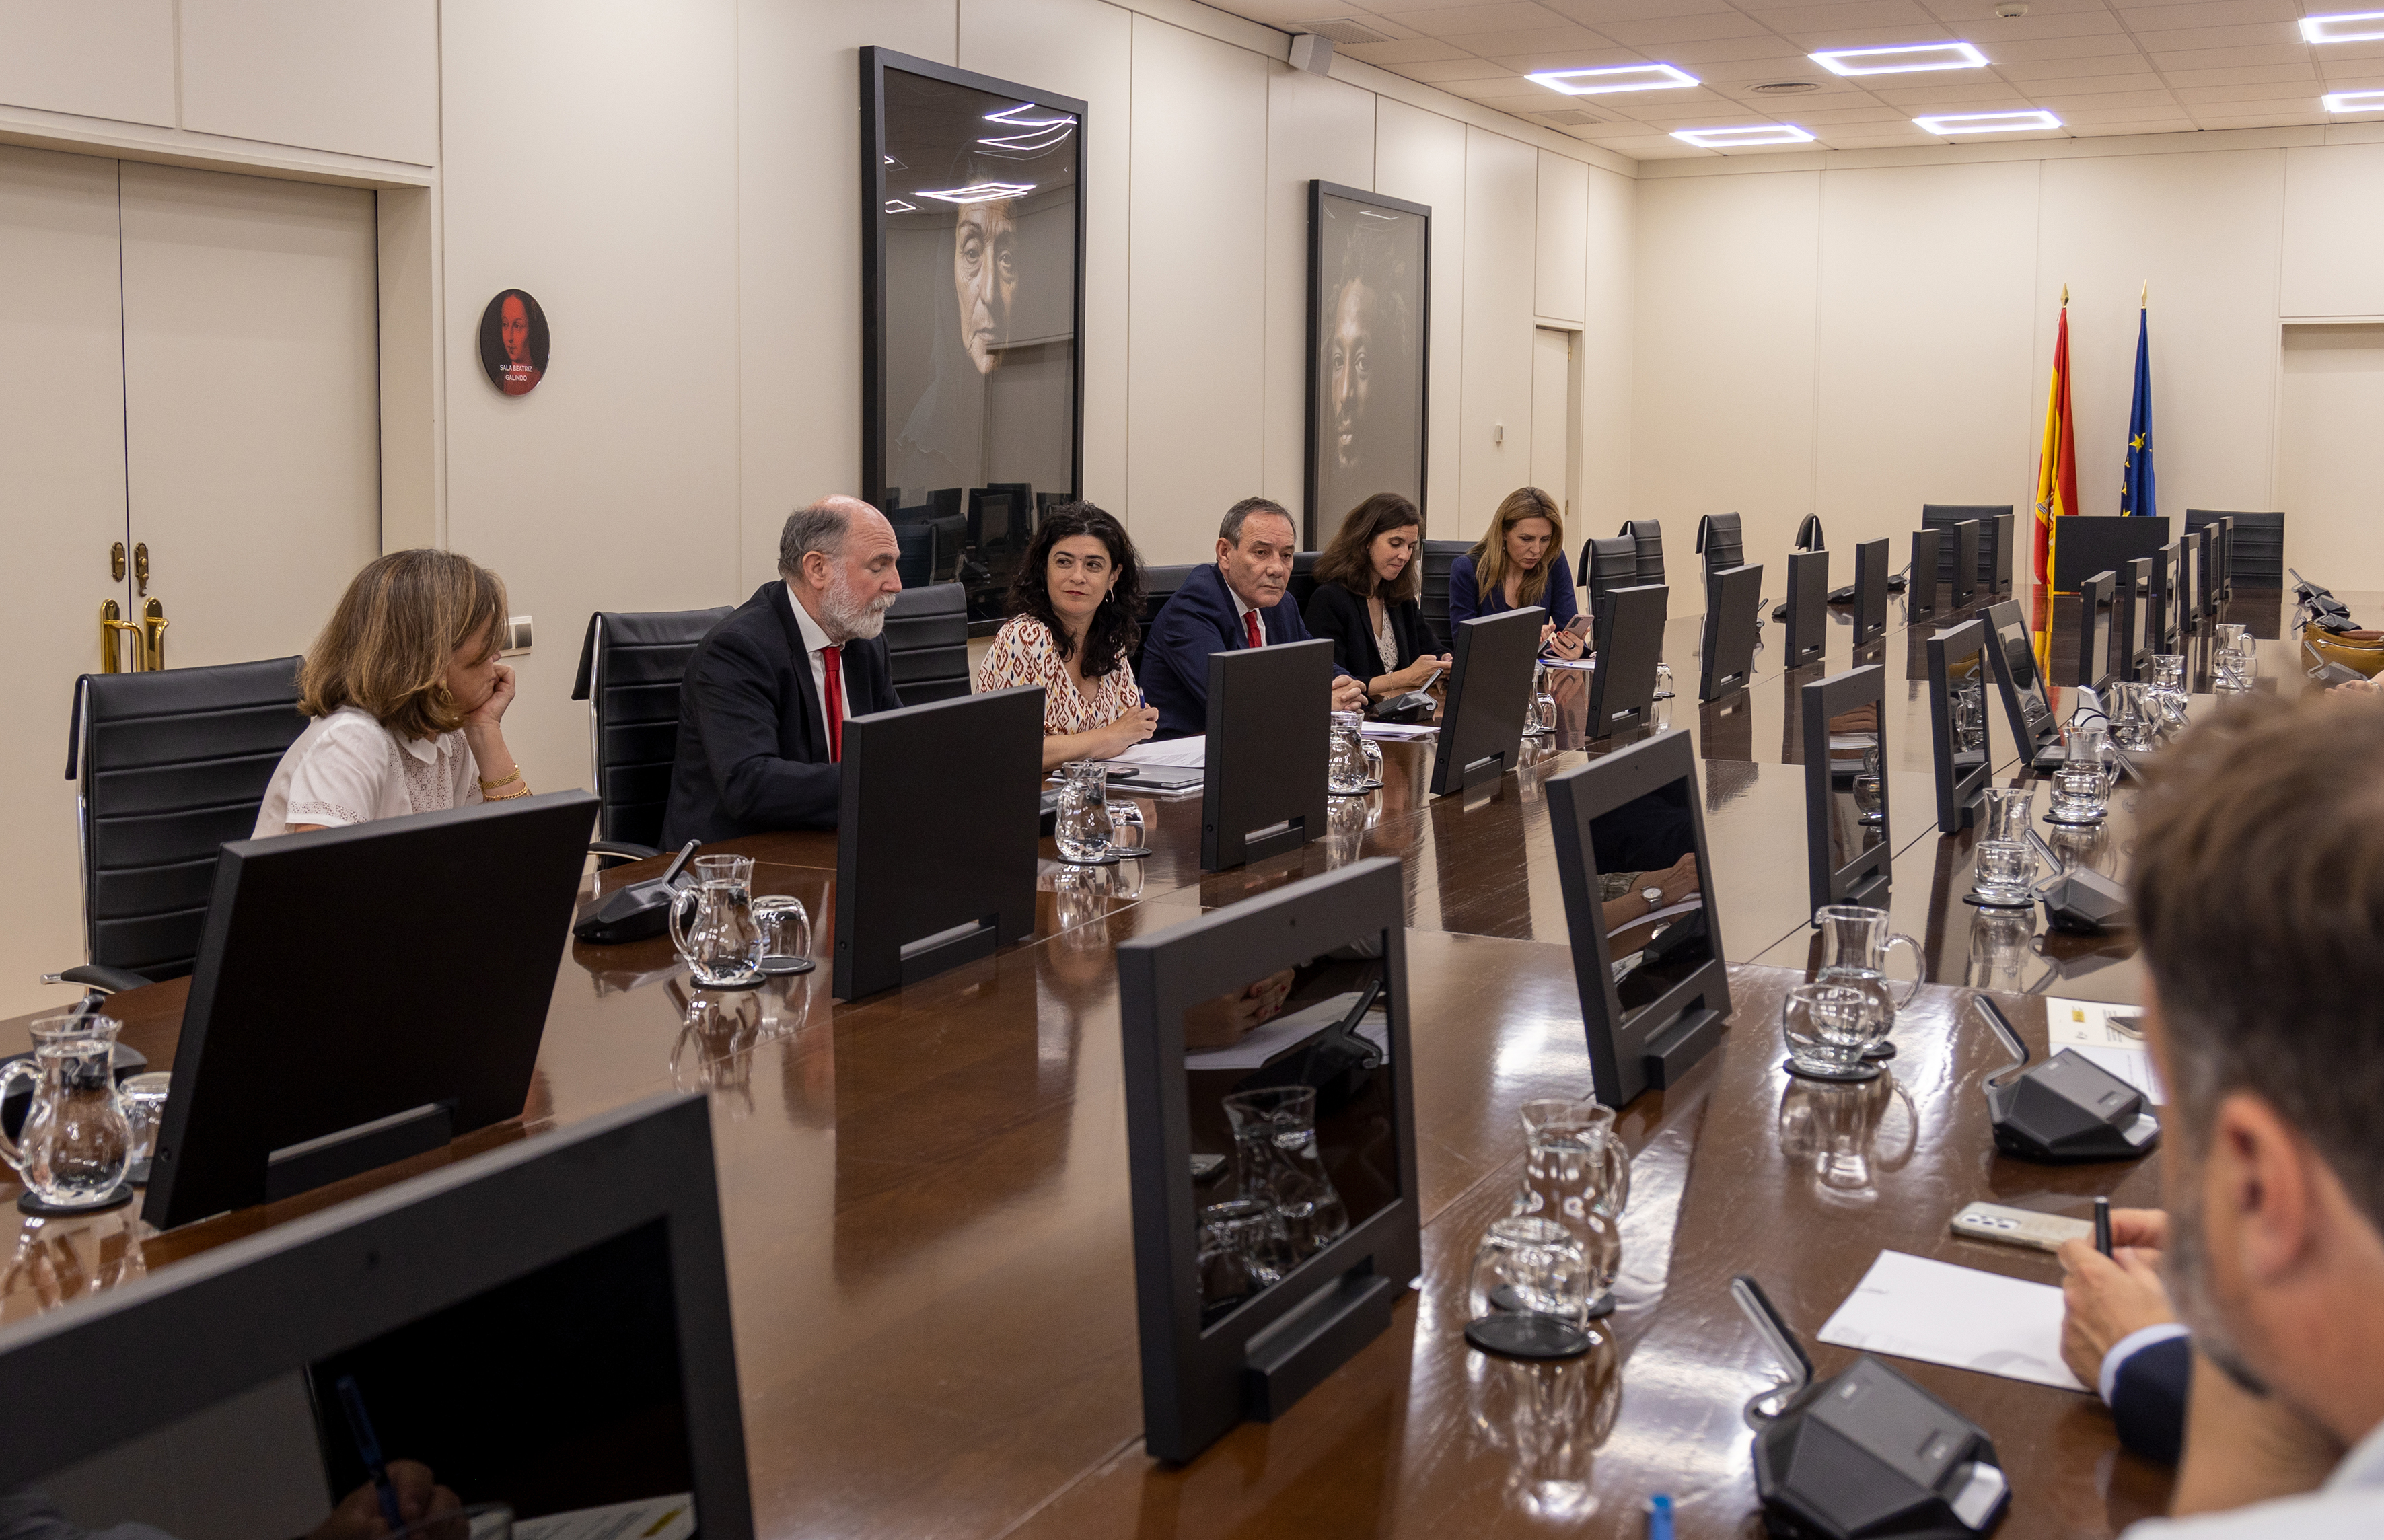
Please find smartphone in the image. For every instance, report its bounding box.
[1949,1201,2093,1253]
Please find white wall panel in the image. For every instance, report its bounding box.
[442,0,742,793]
[1579,167,1632,536]
[960,0,1130,521]
[1126,15,1269,562]
[2278,326,2384,588]
[1535,150,1588,326]
[2035,148,2283,521]
[1262,64,1375,529]
[180,0,437,164]
[1374,98,1468,538]
[1633,170,1819,569]
[1459,126,1538,542]
[2280,142,2384,320]
[1815,161,2040,545]
[0,0,174,127]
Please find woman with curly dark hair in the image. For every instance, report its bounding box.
[974,500,1161,769]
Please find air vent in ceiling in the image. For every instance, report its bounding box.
[1296,17,1394,46]
[1750,80,1823,94]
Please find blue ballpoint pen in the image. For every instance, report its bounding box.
[1647,1493,1675,1540]
[336,1375,406,1534]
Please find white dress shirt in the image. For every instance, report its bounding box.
[252,705,481,836]
[2122,1416,2384,1537]
[785,581,837,743]
[1226,573,1264,645]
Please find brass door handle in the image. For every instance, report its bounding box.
[100,601,143,673]
[133,543,149,597]
[141,597,168,671]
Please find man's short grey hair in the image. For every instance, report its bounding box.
[1219,496,1295,547]
[778,497,864,579]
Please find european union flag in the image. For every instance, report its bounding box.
[2121,301,2155,517]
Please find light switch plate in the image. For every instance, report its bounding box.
[503,615,533,655]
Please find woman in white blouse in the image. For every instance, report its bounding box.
[255,549,530,836]
[974,501,1161,770]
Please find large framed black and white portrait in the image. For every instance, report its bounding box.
[1305,181,1430,550]
[861,48,1085,517]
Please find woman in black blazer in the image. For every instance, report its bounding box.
[1303,492,1453,700]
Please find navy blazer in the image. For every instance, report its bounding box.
[661,581,902,846]
[1448,549,1579,634]
[2109,1332,2190,1467]
[1140,563,1347,740]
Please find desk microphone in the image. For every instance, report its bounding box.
[2026,828,2133,934]
[572,840,700,945]
[1972,995,2159,1164]
[1733,1276,2011,1538]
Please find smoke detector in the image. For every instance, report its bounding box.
[1996,2,2029,15]
[1750,80,1823,95]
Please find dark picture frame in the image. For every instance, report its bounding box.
[1305,180,1431,550]
[858,45,1091,610]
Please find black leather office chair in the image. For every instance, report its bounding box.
[895,523,935,588]
[1419,538,1469,650]
[1620,519,1665,585]
[1583,536,1640,608]
[1922,504,2011,588]
[1135,562,1200,674]
[1289,551,1320,614]
[1696,513,1745,578]
[1793,513,1825,552]
[571,606,733,862]
[51,657,309,992]
[885,582,971,705]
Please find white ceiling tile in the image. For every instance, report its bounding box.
[2192,108,2329,124]
[2150,42,2319,69]
[1538,0,1741,22]
[1733,0,1940,30]
[1964,13,2132,42]
[1776,102,1922,118]
[2023,69,2179,91]
[1437,21,1618,50]
[1928,0,2111,17]
[1657,35,1823,62]
[1865,81,2039,102]
[1376,3,1574,38]
[1390,56,1529,79]
[1482,44,1658,69]
[2055,102,2194,118]
[1774,22,1976,46]
[1336,37,1476,63]
[1972,34,2146,61]
[1596,11,1787,43]
[1998,55,2160,79]
[2044,85,2189,104]
[2115,0,2301,29]
[2170,79,2321,99]
[2127,22,2303,50]
[2159,60,2319,83]
[1689,55,1854,79]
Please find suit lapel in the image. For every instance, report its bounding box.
[766,582,828,757]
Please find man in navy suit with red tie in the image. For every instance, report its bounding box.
[1140,497,1368,740]
[663,497,906,845]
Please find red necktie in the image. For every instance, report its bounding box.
[821,644,845,763]
[1244,610,1263,649]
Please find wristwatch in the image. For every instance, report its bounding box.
[1641,886,1664,910]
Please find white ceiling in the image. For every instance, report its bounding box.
[1211,0,2384,159]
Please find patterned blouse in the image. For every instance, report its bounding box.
[975,616,1142,737]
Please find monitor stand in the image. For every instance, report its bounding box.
[1641,1001,1726,1089]
[264,1101,454,1204]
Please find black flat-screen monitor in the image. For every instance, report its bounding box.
[2177,530,2203,631]
[1584,583,1667,739]
[1114,858,1419,1463]
[1926,617,1993,834]
[2114,556,2153,682]
[1202,638,1332,868]
[1951,520,1982,609]
[2151,540,2183,653]
[2212,517,2234,599]
[1546,729,1731,1109]
[143,791,598,1231]
[1990,511,2015,595]
[2074,570,2115,692]
[1802,665,1889,914]
[1430,609,1541,796]
[835,686,1042,998]
[1700,564,1763,702]
[1783,549,1828,668]
[1,1093,752,1540]
[1852,538,1890,646]
[1981,597,2062,770]
[1908,528,1942,618]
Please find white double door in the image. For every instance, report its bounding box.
[0,143,382,1014]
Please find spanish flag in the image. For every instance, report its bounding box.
[2033,288,2080,589]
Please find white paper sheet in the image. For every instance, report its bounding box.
[1817,1250,2085,1392]
[516,1496,696,1540]
[1542,656,1597,672]
[2046,996,2166,1104]
[1361,721,1437,741]
[1106,737,1206,768]
[1183,991,1389,1070]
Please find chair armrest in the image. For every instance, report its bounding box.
[590,840,661,868]
[43,964,156,995]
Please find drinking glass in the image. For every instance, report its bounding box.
[1978,786,2033,844]
[118,1071,171,1185]
[1197,1198,1296,1317]
[1971,840,2042,907]
[1466,1216,1595,1357]
[1782,980,1889,1078]
[752,894,814,974]
[1328,710,1371,795]
[667,854,765,988]
[1512,1099,1630,1311]
[1221,1086,1348,1258]
[1054,760,1115,862]
[0,1012,132,1208]
[1523,665,1557,738]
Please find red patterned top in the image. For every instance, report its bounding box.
[974,616,1142,737]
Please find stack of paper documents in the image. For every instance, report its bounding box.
[1818,1250,2085,1391]
[2046,997,2165,1103]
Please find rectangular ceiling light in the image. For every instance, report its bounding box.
[1914,109,2062,135]
[916,180,1037,204]
[1813,42,1988,75]
[2301,11,2384,42]
[1670,124,1817,148]
[2325,89,2384,110]
[1528,63,1699,95]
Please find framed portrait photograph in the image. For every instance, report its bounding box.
[478,289,550,397]
[861,48,1085,620]
[1305,181,1430,550]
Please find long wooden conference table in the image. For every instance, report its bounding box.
[0,579,2344,1539]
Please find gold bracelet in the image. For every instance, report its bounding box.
[484,782,532,801]
[478,768,523,793]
